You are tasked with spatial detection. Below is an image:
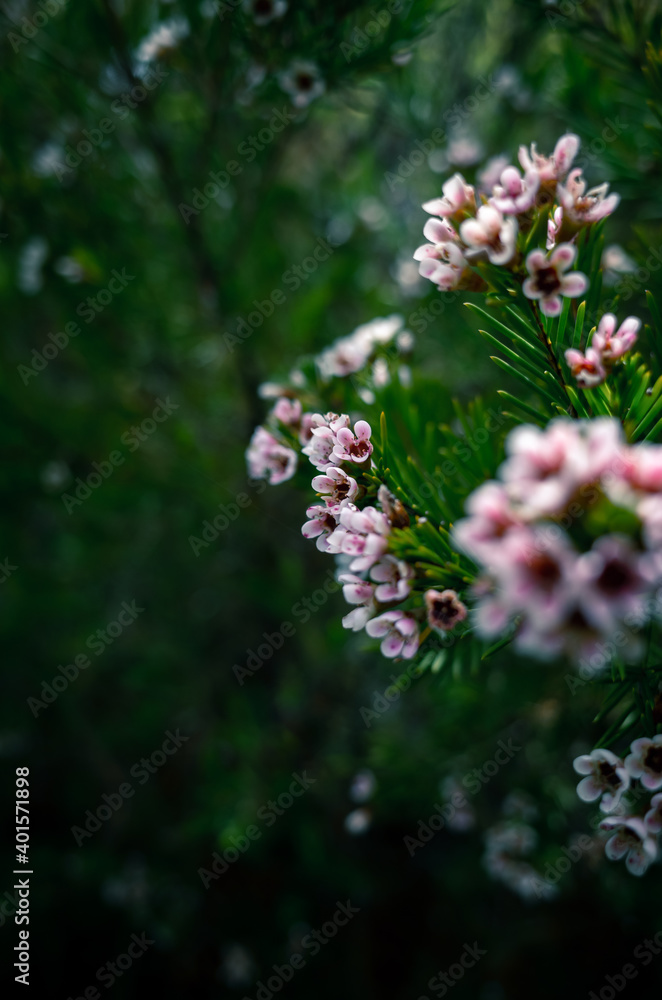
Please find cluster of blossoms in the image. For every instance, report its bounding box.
[415,133,619,317]
[483,820,556,901]
[573,737,662,875]
[315,315,408,380]
[454,417,662,665]
[564,313,640,389]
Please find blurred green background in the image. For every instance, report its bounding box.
[1,0,662,996]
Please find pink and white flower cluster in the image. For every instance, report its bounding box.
[565,313,640,389]
[416,134,618,317]
[453,418,662,664]
[315,315,408,380]
[573,738,662,875]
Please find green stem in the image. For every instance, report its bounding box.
[530,301,578,418]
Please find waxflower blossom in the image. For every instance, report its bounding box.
[624,735,662,791]
[522,244,588,317]
[489,165,540,215]
[572,749,630,813]
[278,60,325,108]
[246,426,297,484]
[328,505,390,572]
[592,314,640,361]
[644,793,662,834]
[518,133,579,185]
[416,241,468,291]
[243,0,287,25]
[338,572,375,606]
[135,17,189,67]
[369,556,414,602]
[453,418,662,664]
[557,169,621,228]
[271,397,302,426]
[600,816,658,876]
[316,315,405,380]
[331,420,373,465]
[312,467,360,506]
[301,413,350,471]
[565,346,606,388]
[422,173,475,221]
[459,205,518,266]
[365,611,420,659]
[301,504,339,551]
[424,589,468,631]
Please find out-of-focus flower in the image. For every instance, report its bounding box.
[489,165,540,215]
[135,17,189,66]
[477,154,510,195]
[644,792,662,833]
[246,426,297,484]
[278,60,325,108]
[271,397,302,426]
[600,815,658,875]
[446,134,484,167]
[243,0,287,25]
[592,314,640,361]
[350,769,376,803]
[523,244,588,317]
[370,555,414,602]
[459,205,517,266]
[344,807,371,834]
[625,735,662,791]
[365,610,420,659]
[17,236,48,294]
[518,132,579,184]
[424,589,467,631]
[422,173,475,221]
[602,244,637,286]
[316,316,404,380]
[572,748,630,813]
[557,169,620,228]
[565,347,606,388]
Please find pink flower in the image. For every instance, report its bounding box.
[523,243,588,317]
[271,397,302,426]
[600,816,658,876]
[422,173,475,220]
[312,466,360,506]
[365,610,420,659]
[489,165,540,214]
[491,526,577,629]
[625,735,662,791]
[499,421,585,516]
[565,347,606,388]
[338,572,375,606]
[416,241,468,291]
[301,504,339,552]
[331,419,373,465]
[370,555,414,602]
[546,206,563,249]
[644,792,662,834]
[328,505,390,572]
[518,133,580,184]
[342,605,375,631]
[576,536,648,632]
[459,205,517,266]
[557,168,620,227]
[452,481,523,562]
[424,589,467,631]
[246,426,297,485]
[592,313,640,361]
[476,154,510,195]
[301,413,350,471]
[572,749,630,813]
